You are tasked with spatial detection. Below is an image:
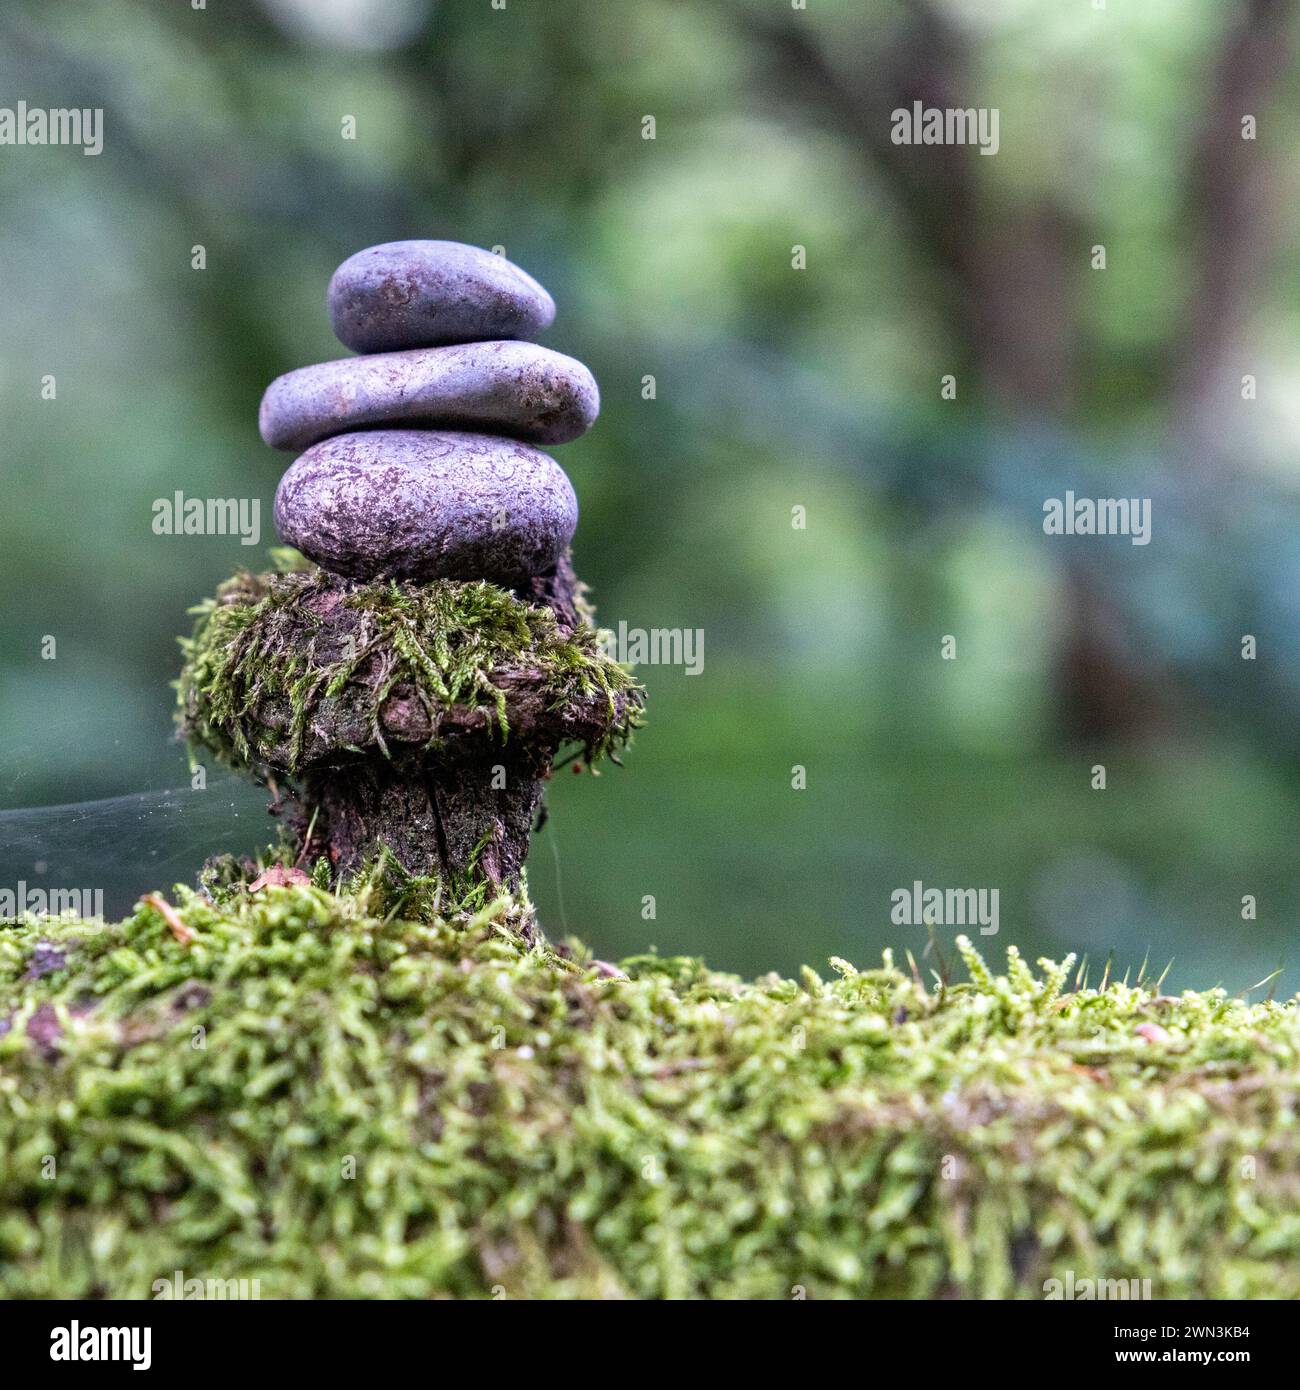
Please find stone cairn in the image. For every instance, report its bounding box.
[263,240,596,588]
[239,239,629,892]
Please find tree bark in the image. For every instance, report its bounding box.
[298,750,547,888]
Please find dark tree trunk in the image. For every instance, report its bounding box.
[299,749,547,888]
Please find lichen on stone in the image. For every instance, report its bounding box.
[2,887,1298,1299]
[175,553,641,778]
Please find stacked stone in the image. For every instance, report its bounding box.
[260,239,597,589]
[249,241,617,891]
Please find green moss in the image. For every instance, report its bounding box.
[2,889,1298,1299]
[176,561,641,775]
[204,839,520,924]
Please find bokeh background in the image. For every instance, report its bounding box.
[1,0,1298,986]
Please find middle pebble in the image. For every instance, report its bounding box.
[259,340,600,452]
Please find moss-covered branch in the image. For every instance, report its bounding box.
[1,885,1297,1298]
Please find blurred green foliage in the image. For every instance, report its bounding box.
[1,0,1298,986]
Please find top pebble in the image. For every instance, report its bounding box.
[328,240,556,353]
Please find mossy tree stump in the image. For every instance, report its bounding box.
[177,553,640,901]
